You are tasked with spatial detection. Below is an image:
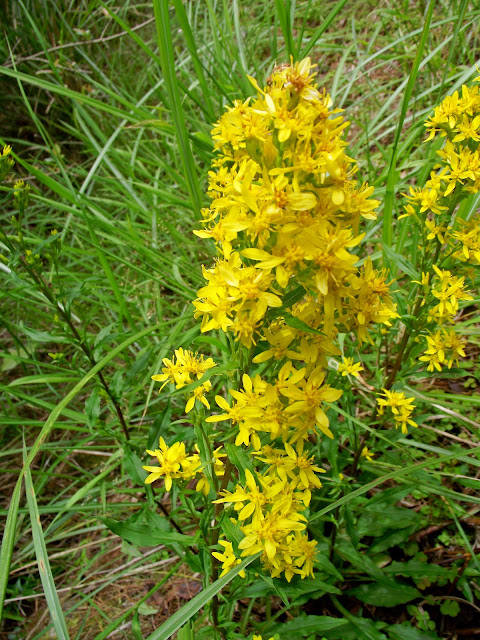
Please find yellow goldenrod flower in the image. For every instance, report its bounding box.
[419,329,466,372]
[151,350,216,414]
[238,510,306,562]
[425,219,450,244]
[337,356,364,377]
[142,437,200,490]
[214,469,283,523]
[428,265,473,324]
[212,539,246,578]
[361,446,375,462]
[185,379,212,413]
[0,144,15,181]
[281,366,343,439]
[377,390,417,435]
[449,215,480,264]
[412,272,430,287]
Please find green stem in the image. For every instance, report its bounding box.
[384,293,424,390]
[351,434,366,476]
[156,498,185,536]
[18,251,131,440]
[210,458,234,635]
[239,598,256,634]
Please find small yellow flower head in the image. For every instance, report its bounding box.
[428,265,473,325]
[152,348,216,392]
[13,179,30,209]
[185,379,212,413]
[337,356,364,377]
[449,214,480,264]
[212,538,245,578]
[425,218,450,244]
[361,446,375,462]
[412,271,430,288]
[142,437,201,490]
[377,389,417,435]
[24,249,40,265]
[0,144,15,181]
[419,329,466,372]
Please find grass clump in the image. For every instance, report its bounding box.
[1,1,480,639]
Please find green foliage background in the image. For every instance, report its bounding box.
[1,1,480,638]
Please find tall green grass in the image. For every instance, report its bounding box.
[1,1,480,638]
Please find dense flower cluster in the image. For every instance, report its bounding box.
[142,436,226,495]
[377,389,417,435]
[214,463,318,581]
[145,59,397,583]
[402,79,479,372]
[206,366,342,445]
[419,329,466,372]
[194,57,397,350]
[151,348,216,412]
[142,437,201,490]
[195,58,396,581]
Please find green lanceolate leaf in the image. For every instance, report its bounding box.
[24,444,70,640]
[102,518,199,547]
[348,581,421,607]
[382,244,420,279]
[152,0,203,216]
[387,621,442,640]
[270,614,349,638]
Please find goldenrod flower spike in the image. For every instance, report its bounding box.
[143,59,400,583]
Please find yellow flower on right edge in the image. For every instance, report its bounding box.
[402,76,480,377]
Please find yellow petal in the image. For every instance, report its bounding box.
[288,192,317,210]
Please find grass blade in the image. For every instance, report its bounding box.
[310,444,480,522]
[0,66,144,123]
[382,0,435,251]
[274,0,294,59]
[438,0,469,99]
[172,0,215,121]
[24,442,70,640]
[0,322,163,621]
[0,477,22,623]
[299,0,349,58]
[152,0,203,216]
